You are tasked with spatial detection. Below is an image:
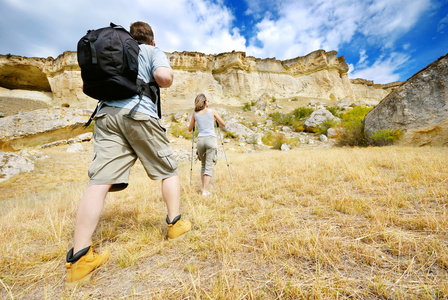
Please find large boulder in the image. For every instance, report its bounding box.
[304,109,340,132]
[222,118,254,139]
[364,53,448,146]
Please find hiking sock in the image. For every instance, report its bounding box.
[166,214,181,225]
[66,245,91,263]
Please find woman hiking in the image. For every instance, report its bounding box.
[188,94,226,196]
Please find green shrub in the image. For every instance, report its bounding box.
[336,106,372,147]
[269,107,313,132]
[369,129,403,146]
[292,121,305,132]
[170,123,196,139]
[247,135,258,145]
[243,102,252,111]
[224,131,239,139]
[327,107,343,118]
[291,107,314,119]
[261,131,275,146]
[270,112,294,126]
[262,131,288,149]
[272,133,288,150]
[340,106,372,123]
[243,100,256,111]
[316,118,339,135]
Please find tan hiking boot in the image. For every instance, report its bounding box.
[65,244,110,287]
[167,215,192,239]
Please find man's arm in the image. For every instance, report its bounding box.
[153,66,174,88]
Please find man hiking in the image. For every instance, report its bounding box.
[65,21,191,286]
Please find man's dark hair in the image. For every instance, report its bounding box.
[130,21,154,45]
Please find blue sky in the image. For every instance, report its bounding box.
[0,0,447,84]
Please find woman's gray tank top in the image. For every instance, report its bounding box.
[194,109,216,137]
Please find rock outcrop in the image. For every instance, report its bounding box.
[0,108,91,151]
[0,50,401,113]
[0,151,34,182]
[364,53,448,146]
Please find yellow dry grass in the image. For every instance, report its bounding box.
[0,142,447,299]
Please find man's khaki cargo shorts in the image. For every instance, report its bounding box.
[88,105,178,191]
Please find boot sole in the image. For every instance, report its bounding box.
[65,256,109,289]
[65,272,93,289]
[168,228,192,241]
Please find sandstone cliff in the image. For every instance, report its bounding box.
[0,50,401,113]
[364,53,448,146]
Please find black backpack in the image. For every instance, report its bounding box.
[77,22,161,126]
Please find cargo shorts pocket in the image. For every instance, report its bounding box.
[158,148,178,170]
[93,112,107,129]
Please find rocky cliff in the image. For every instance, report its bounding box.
[364,53,448,146]
[0,50,401,113]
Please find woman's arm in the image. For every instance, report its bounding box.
[188,112,196,132]
[212,109,226,127]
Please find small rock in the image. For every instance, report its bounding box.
[67,143,84,153]
[327,128,337,137]
[77,132,93,141]
[281,144,290,151]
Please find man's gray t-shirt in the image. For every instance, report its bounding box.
[104,44,171,118]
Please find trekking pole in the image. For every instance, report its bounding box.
[216,121,233,183]
[190,126,195,185]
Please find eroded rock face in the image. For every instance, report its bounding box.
[0,108,91,151]
[0,55,51,91]
[364,53,448,146]
[0,50,400,113]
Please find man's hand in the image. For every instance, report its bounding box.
[153,67,174,88]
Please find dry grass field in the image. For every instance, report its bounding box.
[0,141,447,299]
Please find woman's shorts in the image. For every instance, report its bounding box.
[197,136,218,177]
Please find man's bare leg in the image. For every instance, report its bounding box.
[161,175,181,222]
[73,184,111,253]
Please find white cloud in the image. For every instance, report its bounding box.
[0,0,440,83]
[0,0,247,57]
[358,50,368,66]
[349,52,410,83]
[437,13,448,33]
[358,0,431,46]
[244,0,431,60]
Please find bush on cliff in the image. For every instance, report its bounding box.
[336,106,372,147]
[336,106,403,147]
